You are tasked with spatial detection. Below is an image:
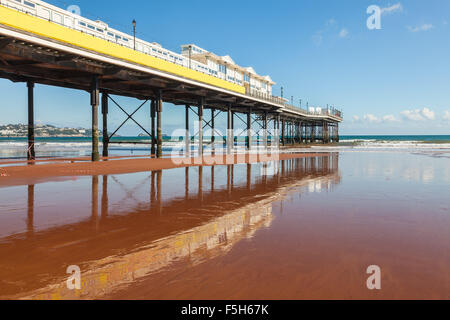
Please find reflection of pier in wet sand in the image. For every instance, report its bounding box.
[0,154,340,300]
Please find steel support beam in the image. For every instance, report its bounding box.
[185,105,190,155]
[156,91,163,158]
[151,99,156,156]
[247,107,252,150]
[101,93,108,157]
[91,76,100,161]
[198,97,204,156]
[211,108,215,153]
[263,111,268,149]
[227,104,232,154]
[27,81,35,161]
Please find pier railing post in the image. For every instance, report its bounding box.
[27,81,35,161]
[90,76,100,162]
[101,92,108,157]
[156,91,163,158]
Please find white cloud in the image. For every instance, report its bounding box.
[326,18,336,26]
[352,115,361,123]
[443,111,450,121]
[401,108,435,121]
[382,115,398,122]
[421,107,435,120]
[339,28,349,38]
[363,114,379,123]
[407,24,433,32]
[381,3,403,15]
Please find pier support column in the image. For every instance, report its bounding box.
[323,121,329,144]
[151,100,156,156]
[227,104,232,154]
[156,91,163,158]
[198,98,204,156]
[311,122,316,143]
[211,109,215,154]
[247,107,252,150]
[101,93,108,157]
[90,76,100,162]
[185,105,190,155]
[281,119,285,146]
[263,111,268,149]
[27,81,35,161]
[336,123,340,143]
[276,115,281,149]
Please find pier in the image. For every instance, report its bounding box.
[0,3,343,161]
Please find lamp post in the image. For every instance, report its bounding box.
[188,45,192,69]
[132,19,136,50]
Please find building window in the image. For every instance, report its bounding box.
[218,64,227,74]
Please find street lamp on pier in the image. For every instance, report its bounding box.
[132,19,136,50]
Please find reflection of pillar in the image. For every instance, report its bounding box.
[27,185,34,237]
[198,166,203,202]
[91,76,100,162]
[246,163,251,191]
[27,81,35,161]
[151,171,156,208]
[92,175,99,229]
[227,165,231,195]
[185,167,189,199]
[231,164,235,191]
[211,166,215,193]
[102,93,109,157]
[101,175,108,219]
[156,170,162,214]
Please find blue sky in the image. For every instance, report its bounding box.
[0,0,449,135]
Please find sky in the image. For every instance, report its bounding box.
[0,0,449,136]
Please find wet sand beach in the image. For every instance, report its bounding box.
[0,151,449,300]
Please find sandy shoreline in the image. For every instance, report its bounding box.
[0,152,326,187]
